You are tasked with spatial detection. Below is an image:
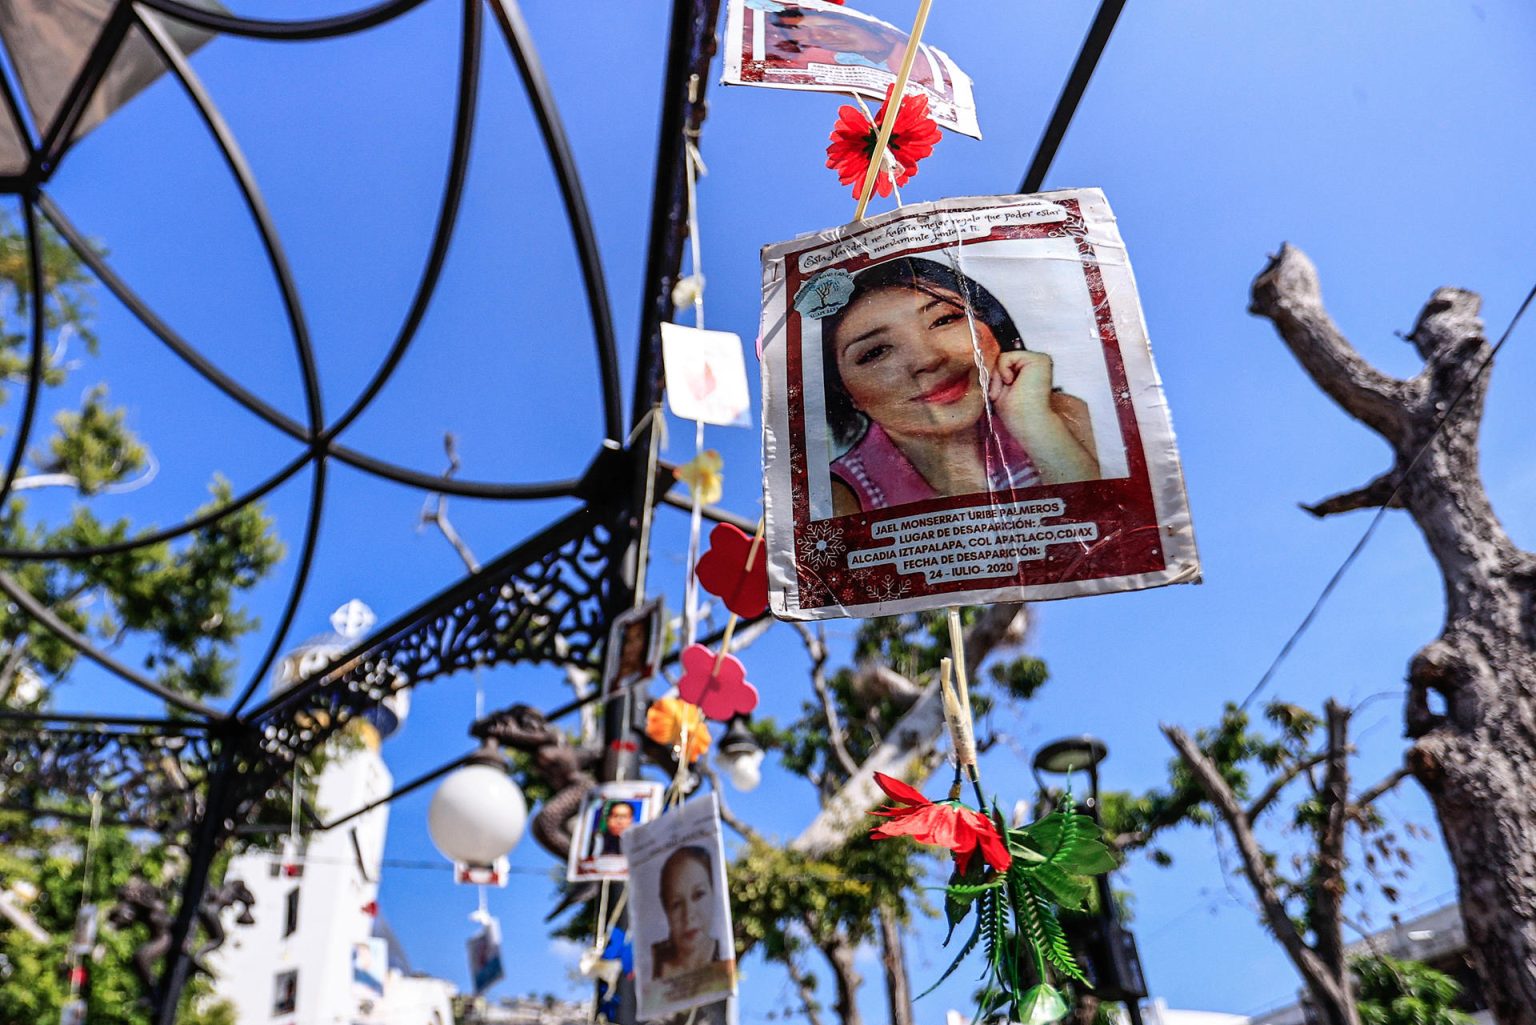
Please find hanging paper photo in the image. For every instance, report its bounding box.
[760,190,1199,619]
[722,0,981,139]
[603,598,663,699]
[568,780,665,883]
[628,794,738,1019]
[662,324,754,428]
[466,918,505,996]
[352,937,389,1023]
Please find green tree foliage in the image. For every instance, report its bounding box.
[0,213,281,1022]
[1353,955,1474,1025]
[736,608,1043,1025]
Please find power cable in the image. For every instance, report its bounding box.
[1239,278,1536,711]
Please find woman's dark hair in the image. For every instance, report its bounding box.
[820,257,1023,449]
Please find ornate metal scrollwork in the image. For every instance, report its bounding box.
[0,725,213,837]
[228,505,623,819]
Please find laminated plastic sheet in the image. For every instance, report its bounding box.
[759,190,1199,620]
[722,0,981,139]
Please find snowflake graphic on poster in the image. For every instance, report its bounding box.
[797,521,846,568]
[868,574,912,603]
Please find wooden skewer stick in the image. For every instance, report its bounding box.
[944,607,978,779]
[852,0,936,222]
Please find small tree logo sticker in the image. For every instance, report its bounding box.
[793,268,856,319]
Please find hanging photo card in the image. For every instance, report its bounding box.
[723,0,981,139]
[603,597,664,699]
[629,794,738,1019]
[662,324,753,428]
[568,780,665,883]
[760,190,1200,620]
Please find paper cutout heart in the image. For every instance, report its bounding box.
[695,523,769,619]
[676,643,759,721]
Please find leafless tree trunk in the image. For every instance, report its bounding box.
[1250,245,1536,1023]
[817,934,864,1025]
[877,902,914,1025]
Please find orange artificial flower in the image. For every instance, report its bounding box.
[645,697,712,764]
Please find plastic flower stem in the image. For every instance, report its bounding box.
[710,519,765,675]
[852,0,935,220]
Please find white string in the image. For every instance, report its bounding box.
[680,140,709,650]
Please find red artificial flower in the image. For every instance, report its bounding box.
[869,772,1011,874]
[826,86,941,200]
[696,523,769,619]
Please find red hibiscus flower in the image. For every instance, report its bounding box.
[869,772,1010,874]
[826,86,941,200]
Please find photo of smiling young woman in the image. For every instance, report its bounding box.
[820,257,1105,517]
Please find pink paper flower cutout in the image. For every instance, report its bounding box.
[677,643,759,722]
[695,523,769,619]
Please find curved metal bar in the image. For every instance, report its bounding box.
[0,450,309,560]
[0,569,222,719]
[228,457,327,715]
[134,6,327,438]
[41,196,583,502]
[133,0,432,41]
[490,0,621,442]
[36,193,310,443]
[327,443,581,499]
[320,0,478,443]
[0,196,49,513]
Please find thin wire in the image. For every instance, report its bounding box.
[1240,278,1536,710]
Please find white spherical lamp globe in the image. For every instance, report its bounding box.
[427,760,528,866]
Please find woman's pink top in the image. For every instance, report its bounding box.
[830,420,1040,512]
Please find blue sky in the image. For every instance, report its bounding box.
[25,0,1536,1019]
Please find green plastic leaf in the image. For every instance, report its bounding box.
[1017,984,1070,1024]
[917,911,983,1000]
[1010,810,1118,877]
[1028,862,1091,912]
[943,856,999,940]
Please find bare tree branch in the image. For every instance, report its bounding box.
[1248,751,1331,822]
[784,954,827,1025]
[418,432,480,573]
[794,622,859,779]
[1249,245,1413,445]
[1164,723,1354,1020]
[1351,765,1411,813]
[1301,472,1404,519]
[700,761,765,845]
[1311,701,1354,1002]
[794,604,1028,854]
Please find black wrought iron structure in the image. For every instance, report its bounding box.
[0,0,726,1019]
[0,0,1123,1019]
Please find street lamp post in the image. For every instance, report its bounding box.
[1031,737,1150,1025]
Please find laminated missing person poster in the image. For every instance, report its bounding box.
[760,190,1199,620]
[722,0,981,139]
[628,795,737,1020]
